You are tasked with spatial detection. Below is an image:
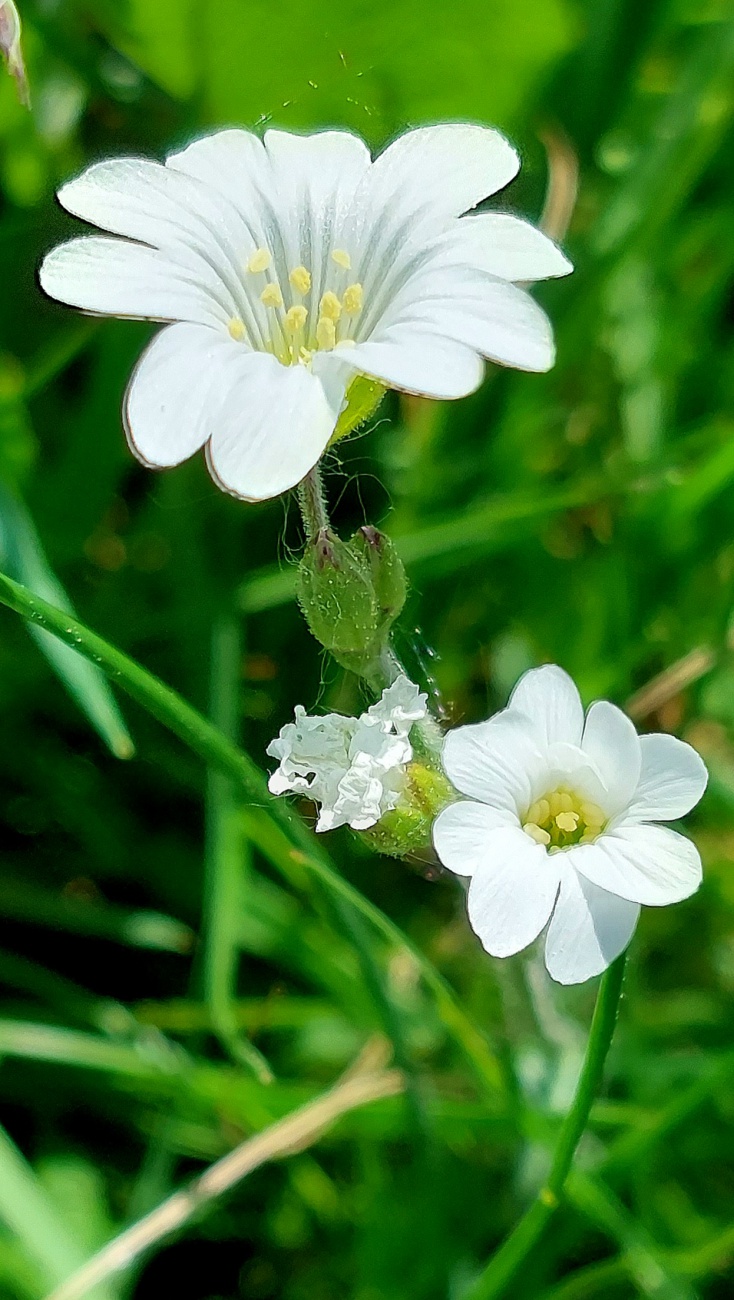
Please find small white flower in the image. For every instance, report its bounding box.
[267,674,428,831]
[433,665,708,985]
[39,125,571,503]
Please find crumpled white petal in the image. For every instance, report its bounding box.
[466,827,561,957]
[544,870,640,985]
[267,676,425,832]
[625,733,708,823]
[570,824,703,906]
[206,354,341,501]
[581,701,641,816]
[509,664,584,748]
[366,677,428,734]
[433,801,517,877]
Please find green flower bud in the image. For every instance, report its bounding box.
[360,761,456,857]
[351,526,407,626]
[297,525,407,675]
[0,1,29,108]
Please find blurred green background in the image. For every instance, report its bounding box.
[0,0,734,1297]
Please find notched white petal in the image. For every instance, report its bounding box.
[509,664,584,748]
[544,870,639,985]
[582,701,641,817]
[433,801,517,877]
[625,732,708,824]
[571,824,703,907]
[437,214,573,283]
[206,358,339,502]
[466,827,561,957]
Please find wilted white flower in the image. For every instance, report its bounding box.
[267,675,427,831]
[433,665,707,985]
[39,124,571,502]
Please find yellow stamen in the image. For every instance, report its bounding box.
[523,822,551,846]
[299,346,314,364]
[227,316,246,342]
[555,810,580,834]
[319,291,342,322]
[581,802,605,827]
[335,338,356,349]
[284,305,308,334]
[343,282,363,315]
[331,249,351,270]
[289,265,312,294]
[316,317,336,351]
[247,247,271,273]
[260,283,284,309]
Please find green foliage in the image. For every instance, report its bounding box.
[0,1,733,1299]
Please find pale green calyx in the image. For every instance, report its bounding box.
[296,524,407,675]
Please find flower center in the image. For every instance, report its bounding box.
[227,245,364,366]
[522,789,606,851]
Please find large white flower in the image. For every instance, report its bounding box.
[433,665,707,985]
[267,675,427,831]
[39,125,571,502]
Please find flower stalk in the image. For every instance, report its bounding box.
[465,953,627,1300]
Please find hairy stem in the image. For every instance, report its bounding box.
[296,464,330,540]
[465,954,627,1300]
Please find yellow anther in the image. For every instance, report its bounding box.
[526,799,549,826]
[316,317,336,351]
[260,283,284,309]
[284,305,308,334]
[343,282,364,315]
[227,316,246,342]
[523,822,551,846]
[319,291,342,322]
[548,791,572,817]
[335,338,356,349]
[289,265,312,294]
[247,247,272,273]
[331,249,351,270]
[581,802,605,828]
[555,811,580,834]
[299,346,314,364]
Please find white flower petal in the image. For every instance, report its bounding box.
[366,125,519,227]
[166,128,275,219]
[581,701,641,816]
[434,213,573,283]
[433,800,518,877]
[571,824,703,906]
[466,827,561,957]
[625,733,708,823]
[56,157,271,324]
[544,870,639,985]
[509,665,584,748]
[39,237,229,325]
[323,327,485,399]
[442,710,546,812]
[124,323,236,468]
[206,355,340,502]
[368,262,554,374]
[264,129,372,228]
